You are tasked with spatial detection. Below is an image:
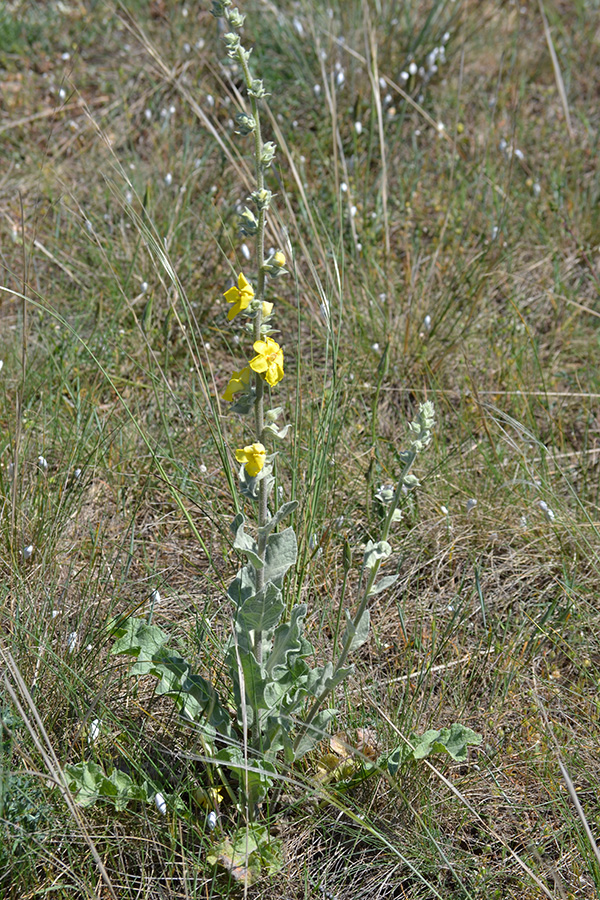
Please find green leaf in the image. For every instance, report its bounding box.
[429,723,483,762]
[237,582,284,633]
[111,618,170,669]
[150,655,233,739]
[231,513,264,568]
[294,709,337,759]
[265,604,308,678]
[367,573,399,597]
[363,540,392,569]
[228,564,257,607]
[386,722,482,773]
[264,527,297,586]
[342,609,370,652]
[257,501,298,541]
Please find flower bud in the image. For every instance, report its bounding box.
[263,250,288,277]
[239,206,258,235]
[251,188,272,209]
[225,6,245,27]
[235,112,256,135]
[249,78,268,99]
[223,32,241,57]
[259,142,277,167]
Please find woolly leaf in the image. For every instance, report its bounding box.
[362,540,392,570]
[237,581,284,633]
[342,608,370,652]
[367,574,399,597]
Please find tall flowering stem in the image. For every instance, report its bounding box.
[216,0,289,743]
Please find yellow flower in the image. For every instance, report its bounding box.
[224,273,254,321]
[262,301,273,318]
[235,442,266,477]
[249,336,284,387]
[272,251,285,267]
[222,366,251,402]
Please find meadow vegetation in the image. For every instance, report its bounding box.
[2,0,600,897]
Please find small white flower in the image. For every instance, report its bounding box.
[125,190,133,204]
[354,121,363,135]
[313,83,321,95]
[52,609,60,619]
[466,498,477,513]
[199,464,207,474]
[436,121,445,133]
[0,360,3,372]
[74,468,82,479]
[491,225,499,241]
[88,719,101,744]
[164,172,173,186]
[59,87,66,101]
[150,589,161,605]
[241,243,251,260]
[350,205,357,217]
[67,631,78,653]
[183,42,191,54]
[442,31,450,43]
[340,182,348,193]
[204,342,211,351]
[141,281,148,294]
[423,314,432,332]
[61,51,70,60]
[155,792,167,815]
[440,505,449,515]
[23,544,34,560]
[206,94,215,107]
[533,182,541,197]
[408,62,417,76]
[514,148,524,161]
[37,456,48,471]
[371,342,380,351]
[336,70,345,88]
[207,810,217,830]
[144,108,152,121]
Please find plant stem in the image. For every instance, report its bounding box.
[237,45,269,746]
[294,451,417,752]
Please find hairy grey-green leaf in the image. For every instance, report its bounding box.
[111,617,170,666]
[151,655,233,738]
[257,501,298,541]
[264,527,297,585]
[237,582,284,633]
[266,604,308,678]
[342,608,370,651]
[228,564,257,607]
[232,513,264,568]
[362,539,392,570]
[294,709,337,759]
[230,647,268,712]
[367,573,399,597]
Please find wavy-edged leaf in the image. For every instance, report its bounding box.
[363,540,392,570]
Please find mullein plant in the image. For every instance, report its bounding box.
[109,0,435,842]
